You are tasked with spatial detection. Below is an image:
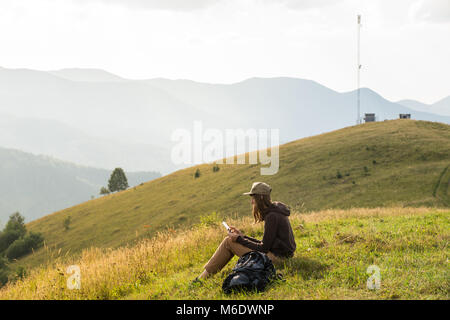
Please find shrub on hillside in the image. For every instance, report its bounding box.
[25,231,44,248]
[100,187,110,195]
[0,212,27,254]
[63,216,71,231]
[0,230,22,254]
[194,169,201,178]
[5,239,27,260]
[5,231,44,260]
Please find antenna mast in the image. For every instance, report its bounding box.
[357,14,362,124]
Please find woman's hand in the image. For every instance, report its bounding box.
[229,226,243,236]
[228,231,240,242]
[228,226,243,242]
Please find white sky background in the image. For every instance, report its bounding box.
[0,0,449,104]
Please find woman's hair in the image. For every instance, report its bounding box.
[252,194,272,222]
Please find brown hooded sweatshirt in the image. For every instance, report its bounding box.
[236,201,296,258]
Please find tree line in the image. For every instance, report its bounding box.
[0,212,44,287]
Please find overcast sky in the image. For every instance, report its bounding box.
[0,0,449,104]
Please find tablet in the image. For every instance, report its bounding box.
[222,221,230,231]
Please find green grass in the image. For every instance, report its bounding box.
[126,209,449,300]
[1,207,448,300]
[13,120,450,271]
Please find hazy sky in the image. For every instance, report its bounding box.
[0,0,449,104]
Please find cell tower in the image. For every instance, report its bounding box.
[357,14,362,124]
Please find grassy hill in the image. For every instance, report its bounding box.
[1,207,448,299]
[12,120,450,270]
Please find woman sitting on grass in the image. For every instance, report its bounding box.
[197,182,297,280]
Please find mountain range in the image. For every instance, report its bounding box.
[1,67,449,175]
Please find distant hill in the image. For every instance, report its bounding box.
[396,99,431,113]
[0,113,174,174]
[431,96,450,116]
[15,120,450,270]
[49,68,126,82]
[147,77,450,143]
[0,67,212,169]
[397,96,450,116]
[0,147,161,223]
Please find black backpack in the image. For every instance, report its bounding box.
[222,251,278,294]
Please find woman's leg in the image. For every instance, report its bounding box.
[202,236,252,277]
